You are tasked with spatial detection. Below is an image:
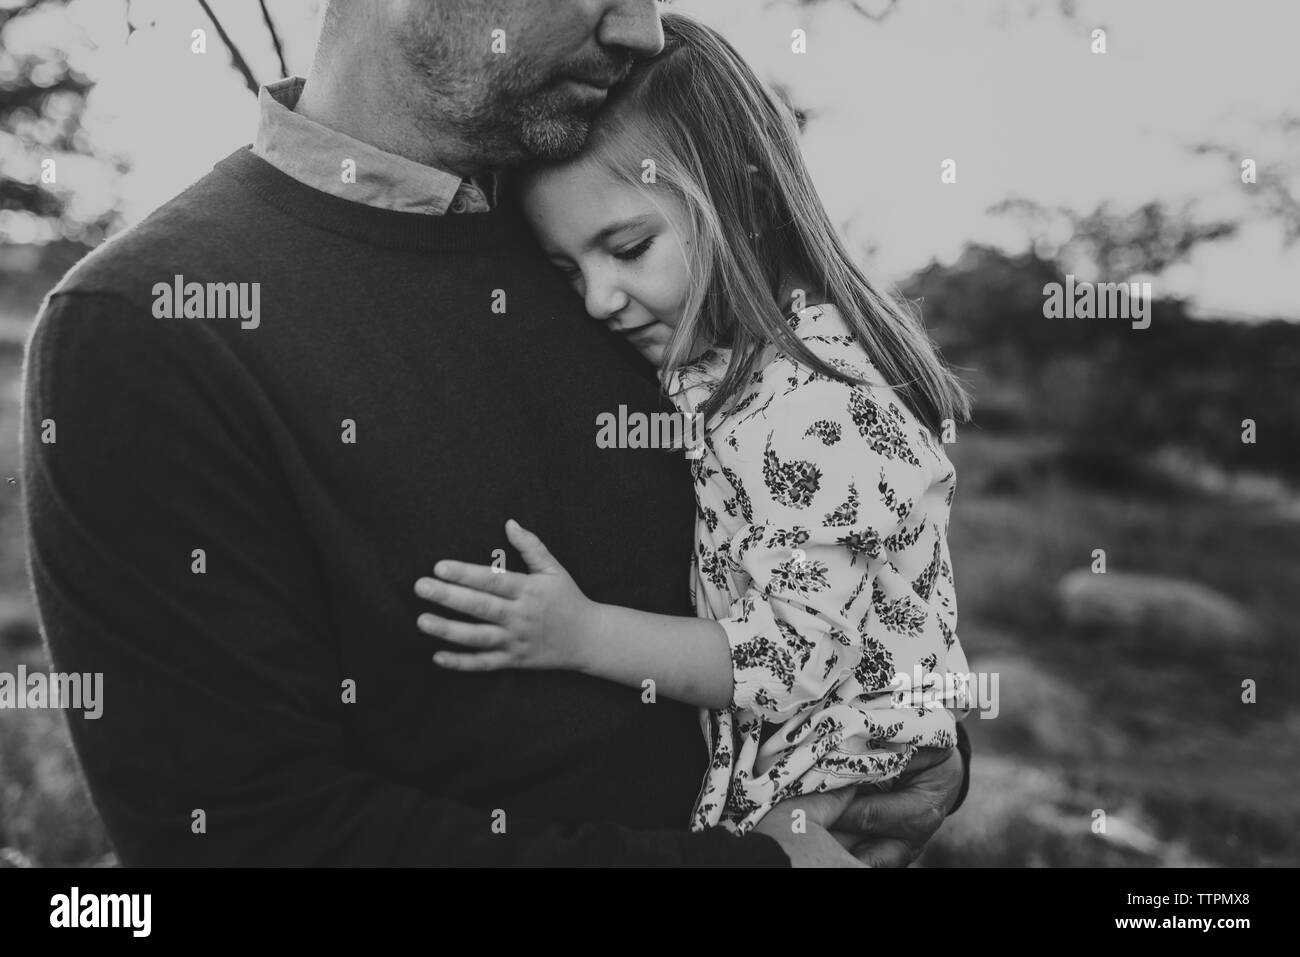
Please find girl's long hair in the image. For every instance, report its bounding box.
[521,11,971,432]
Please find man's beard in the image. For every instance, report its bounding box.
[473,60,626,162]
[513,88,597,160]
[404,69,601,165]
[397,12,632,164]
[488,46,633,160]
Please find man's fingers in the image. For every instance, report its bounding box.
[756,819,867,867]
[770,785,857,831]
[852,838,919,869]
[828,829,859,851]
[837,746,963,842]
[896,745,953,776]
[896,746,965,814]
[838,787,948,845]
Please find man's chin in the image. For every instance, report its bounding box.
[518,114,593,161]
[514,81,612,160]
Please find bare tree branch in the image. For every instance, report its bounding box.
[843,0,899,21]
[195,0,259,95]
[258,0,289,79]
[1193,140,1300,244]
[764,0,901,22]
[0,0,73,35]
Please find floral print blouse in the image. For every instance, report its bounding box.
[666,302,971,834]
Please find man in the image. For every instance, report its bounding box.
[22,0,968,866]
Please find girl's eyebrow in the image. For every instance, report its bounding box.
[583,215,652,252]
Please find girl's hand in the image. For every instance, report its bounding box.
[415,519,603,673]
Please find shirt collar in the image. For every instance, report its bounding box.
[251,76,495,215]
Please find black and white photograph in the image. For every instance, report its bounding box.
[0,0,1294,919]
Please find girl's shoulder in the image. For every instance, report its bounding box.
[666,304,870,420]
[780,302,874,377]
[721,303,951,473]
[746,302,879,408]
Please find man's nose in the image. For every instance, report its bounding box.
[598,0,665,59]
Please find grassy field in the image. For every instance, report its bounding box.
[1,328,1297,867]
[921,428,1300,867]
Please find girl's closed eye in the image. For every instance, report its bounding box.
[551,237,655,280]
[613,236,655,262]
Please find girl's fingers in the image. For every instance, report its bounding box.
[431,650,514,672]
[431,560,524,598]
[505,519,560,574]
[414,577,509,622]
[416,613,508,649]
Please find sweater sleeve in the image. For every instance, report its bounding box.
[21,291,789,867]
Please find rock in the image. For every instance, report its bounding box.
[963,655,1114,758]
[1057,569,1257,649]
[0,847,34,868]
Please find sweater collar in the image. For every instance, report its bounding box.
[215,147,525,252]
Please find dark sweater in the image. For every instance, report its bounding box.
[21,146,792,866]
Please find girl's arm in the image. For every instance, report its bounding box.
[586,603,734,709]
[415,519,736,709]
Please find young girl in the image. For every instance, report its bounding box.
[413,12,973,835]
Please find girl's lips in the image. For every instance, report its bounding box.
[625,326,663,344]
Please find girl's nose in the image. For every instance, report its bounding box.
[583,272,630,323]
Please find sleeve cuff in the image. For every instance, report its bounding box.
[949,721,972,816]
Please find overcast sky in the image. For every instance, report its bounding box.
[8,0,1299,320]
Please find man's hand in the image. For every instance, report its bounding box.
[754,786,866,867]
[830,746,963,867]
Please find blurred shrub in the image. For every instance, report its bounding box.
[905,245,1300,479]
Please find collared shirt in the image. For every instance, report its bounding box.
[251,76,495,215]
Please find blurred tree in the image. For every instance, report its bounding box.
[1194,132,1300,244]
[904,241,1300,480]
[0,0,902,249]
[990,198,1237,283]
[0,0,115,245]
[1,0,286,248]
[768,0,901,21]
